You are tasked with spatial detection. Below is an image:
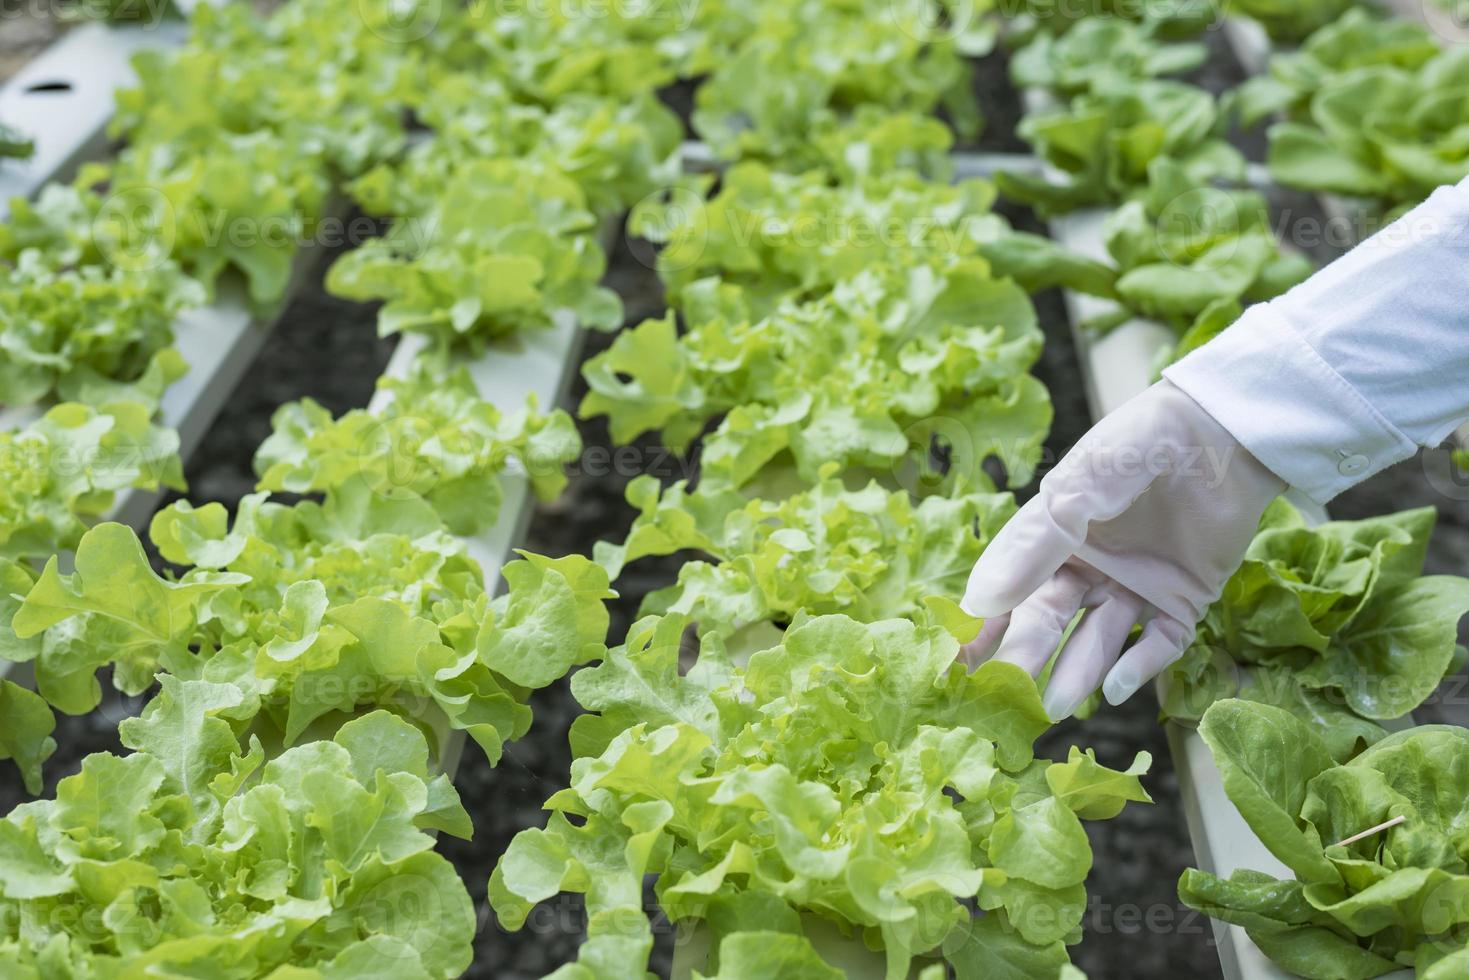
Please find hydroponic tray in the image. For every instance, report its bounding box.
[0,22,189,221]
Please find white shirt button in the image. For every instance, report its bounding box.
[1338,453,1369,477]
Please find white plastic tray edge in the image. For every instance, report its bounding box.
[0,22,190,222]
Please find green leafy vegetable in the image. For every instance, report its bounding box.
[1010,18,1207,96]
[596,467,1016,637]
[1180,700,1469,980]
[328,158,620,346]
[493,613,1152,979]
[1161,501,1469,760]
[255,362,581,537]
[0,393,185,563]
[632,161,1028,314]
[689,0,986,164]
[0,248,202,407]
[0,702,475,977]
[998,79,1244,216]
[1091,159,1311,343]
[1002,0,1220,42]
[5,482,612,787]
[580,260,1051,492]
[1232,10,1438,128]
[1225,0,1362,45]
[1267,47,1469,215]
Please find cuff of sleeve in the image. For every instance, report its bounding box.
[1162,304,1418,504]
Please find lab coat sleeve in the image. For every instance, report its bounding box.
[1163,177,1469,504]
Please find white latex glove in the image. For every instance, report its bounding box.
[960,380,1285,721]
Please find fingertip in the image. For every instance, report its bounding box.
[1103,617,1194,706]
[1102,671,1143,707]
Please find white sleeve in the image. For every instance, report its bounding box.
[1162,177,1469,504]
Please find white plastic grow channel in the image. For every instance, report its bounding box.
[1221,18,1272,79]
[367,215,623,778]
[0,22,190,222]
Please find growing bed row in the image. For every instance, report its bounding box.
[0,1,1466,979]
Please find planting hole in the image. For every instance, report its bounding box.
[25,81,74,95]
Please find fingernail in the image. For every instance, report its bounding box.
[1103,672,1142,707]
[960,593,998,618]
[1043,686,1085,723]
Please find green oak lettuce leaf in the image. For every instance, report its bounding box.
[1003,0,1219,43]
[1161,500,1469,744]
[452,0,683,103]
[998,79,1244,217]
[1180,700,1469,979]
[1232,10,1438,128]
[9,481,612,782]
[0,248,202,407]
[690,0,982,166]
[1267,48,1469,213]
[495,613,1152,979]
[1010,18,1207,96]
[1098,159,1311,338]
[581,260,1051,493]
[0,397,185,563]
[350,70,683,220]
[327,157,620,347]
[629,160,1014,314]
[0,701,473,976]
[255,362,581,537]
[0,680,56,795]
[112,0,423,179]
[1225,0,1362,46]
[79,127,333,307]
[594,467,1016,636]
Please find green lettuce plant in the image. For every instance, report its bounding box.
[112,0,421,180]
[0,392,184,567]
[255,363,581,537]
[0,482,613,791]
[1002,0,1219,42]
[1010,18,1207,96]
[452,0,687,103]
[1180,700,1469,980]
[1233,9,1438,128]
[998,79,1244,216]
[1086,159,1312,348]
[580,260,1052,492]
[0,703,475,978]
[595,467,1016,640]
[0,249,202,407]
[492,613,1153,979]
[1161,500,1469,761]
[350,71,683,221]
[689,0,987,165]
[1224,0,1362,45]
[633,162,1010,313]
[327,158,621,346]
[1268,47,1469,215]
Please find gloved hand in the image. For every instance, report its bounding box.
[960,380,1285,721]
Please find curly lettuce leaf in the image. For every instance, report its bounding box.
[496,614,1151,978]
